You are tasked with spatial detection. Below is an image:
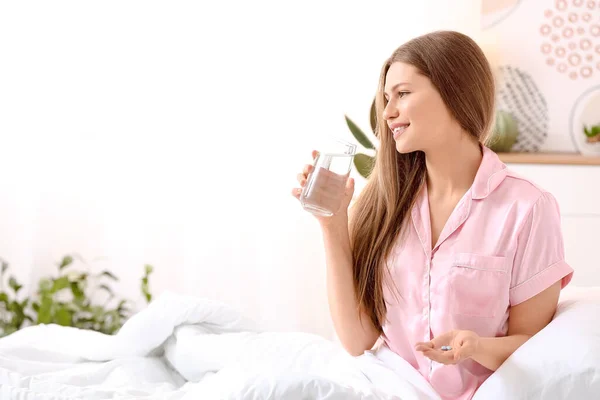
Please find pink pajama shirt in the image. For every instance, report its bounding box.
[381,146,574,400]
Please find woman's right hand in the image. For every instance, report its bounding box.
[291,150,355,227]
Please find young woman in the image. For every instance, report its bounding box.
[292,30,574,400]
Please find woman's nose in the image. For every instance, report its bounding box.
[383,102,399,120]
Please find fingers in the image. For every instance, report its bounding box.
[421,348,458,365]
[419,345,466,365]
[302,163,314,177]
[297,173,307,186]
[342,177,355,205]
[416,336,462,365]
[346,176,355,190]
[291,151,318,201]
[431,330,454,347]
[296,164,314,185]
[453,348,462,362]
[414,341,434,352]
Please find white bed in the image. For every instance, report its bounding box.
[0,285,599,400]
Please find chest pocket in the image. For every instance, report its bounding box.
[448,253,509,318]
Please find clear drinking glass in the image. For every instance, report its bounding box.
[300,137,357,217]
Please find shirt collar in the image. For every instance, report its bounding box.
[470,145,508,200]
[410,145,506,254]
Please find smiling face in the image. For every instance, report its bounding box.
[382,62,463,154]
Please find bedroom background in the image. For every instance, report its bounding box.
[1,0,599,340]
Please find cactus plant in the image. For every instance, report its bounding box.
[488,110,519,153]
[584,124,600,143]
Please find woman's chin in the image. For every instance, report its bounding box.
[394,139,416,154]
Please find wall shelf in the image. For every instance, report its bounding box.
[497,152,600,166]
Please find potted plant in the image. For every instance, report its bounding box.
[0,254,154,337]
[584,124,600,143]
[488,110,519,153]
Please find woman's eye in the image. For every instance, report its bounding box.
[399,91,409,98]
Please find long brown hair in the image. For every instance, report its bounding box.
[349,31,495,333]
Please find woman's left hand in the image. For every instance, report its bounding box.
[415,330,479,365]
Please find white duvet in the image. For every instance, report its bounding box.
[1,288,599,400]
[0,292,441,400]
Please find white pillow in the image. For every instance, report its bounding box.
[473,286,600,400]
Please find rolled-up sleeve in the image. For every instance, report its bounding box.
[509,192,574,306]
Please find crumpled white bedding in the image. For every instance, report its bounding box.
[0,292,441,400]
[2,287,599,400]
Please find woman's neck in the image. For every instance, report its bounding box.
[425,137,483,200]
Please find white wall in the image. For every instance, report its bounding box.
[502,163,600,288]
[0,0,489,339]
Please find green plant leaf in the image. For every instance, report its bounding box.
[345,115,375,150]
[91,305,105,320]
[55,307,72,326]
[0,254,154,335]
[9,302,26,328]
[8,276,22,294]
[116,299,128,311]
[51,276,70,293]
[369,98,377,134]
[38,278,52,294]
[141,265,153,303]
[7,300,19,313]
[98,270,118,281]
[98,284,114,298]
[73,297,87,310]
[59,255,74,270]
[105,310,122,334]
[116,299,131,319]
[583,124,600,137]
[37,297,53,324]
[74,316,94,325]
[64,271,81,282]
[107,309,120,322]
[353,153,375,179]
[1,326,17,337]
[141,278,151,303]
[67,301,81,313]
[77,272,88,282]
[70,281,85,301]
